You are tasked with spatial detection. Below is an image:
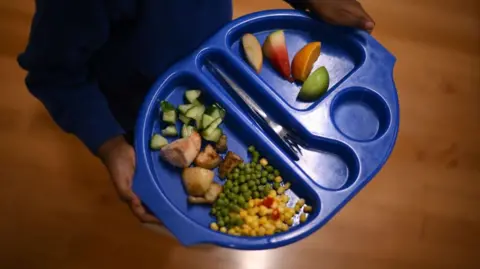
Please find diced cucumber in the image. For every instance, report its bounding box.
[178,104,194,115]
[162,110,177,124]
[161,125,178,137]
[185,105,205,119]
[150,134,168,150]
[195,116,203,130]
[179,114,191,124]
[202,128,223,143]
[181,124,196,138]
[160,101,176,112]
[206,103,226,120]
[185,90,201,104]
[202,114,215,129]
[201,117,222,137]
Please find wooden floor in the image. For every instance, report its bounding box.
[1,0,479,268]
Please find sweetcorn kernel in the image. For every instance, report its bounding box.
[245,216,254,225]
[210,222,219,231]
[281,223,289,232]
[258,227,266,236]
[268,190,277,198]
[274,176,283,183]
[228,229,236,235]
[248,200,255,208]
[277,186,286,195]
[296,199,306,207]
[258,205,268,216]
[281,195,290,203]
[300,213,307,223]
[259,158,268,167]
[220,227,227,233]
[284,182,291,189]
[271,202,278,209]
[259,216,268,225]
[249,230,257,237]
[286,218,294,226]
[294,204,301,213]
[275,220,284,229]
[284,211,294,220]
[239,210,248,218]
[304,205,313,213]
[265,228,275,236]
[248,207,259,216]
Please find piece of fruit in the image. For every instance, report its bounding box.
[292,42,321,82]
[262,30,292,82]
[241,33,263,73]
[297,66,329,101]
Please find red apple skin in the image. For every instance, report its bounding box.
[262,30,293,82]
[241,33,263,73]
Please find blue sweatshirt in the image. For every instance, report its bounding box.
[18,0,300,155]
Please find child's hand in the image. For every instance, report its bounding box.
[99,136,162,225]
[307,0,375,33]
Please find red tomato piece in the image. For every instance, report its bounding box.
[263,197,274,208]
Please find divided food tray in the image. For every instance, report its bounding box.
[132,9,399,250]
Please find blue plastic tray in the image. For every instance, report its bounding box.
[132,9,399,250]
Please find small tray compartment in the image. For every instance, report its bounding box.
[226,13,365,111]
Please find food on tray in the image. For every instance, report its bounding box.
[182,167,215,196]
[185,89,202,105]
[188,183,223,204]
[216,134,228,153]
[209,146,312,236]
[159,132,201,168]
[194,144,222,169]
[263,30,293,82]
[181,124,196,138]
[292,42,321,82]
[150,134,168,150]
[161,125,178,137]
[218,151,243,179]
[160,101,177,124]
[297,66,330,101]
[241,33,263,73]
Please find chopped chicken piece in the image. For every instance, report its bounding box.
[182,167,214,196]
[160,132,201,168]
[187,183,223,204]
[218,151,243,179]
[215,135,228,153]
[194,144,222,169]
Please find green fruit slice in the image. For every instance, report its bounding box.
[297,66,330,101]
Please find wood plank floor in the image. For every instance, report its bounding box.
[0,0,479,268]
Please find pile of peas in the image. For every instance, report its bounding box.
[210,145,284,229]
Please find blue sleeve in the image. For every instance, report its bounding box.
[18,0,125,155]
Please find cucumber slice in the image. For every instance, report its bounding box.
[185,90,201,104]
[150,134,168,150]
[185,105,205,119]
[195,116,203,130]
[161,125,178,137]
[178,104,194,114]
[206,103,226,120]
[192,99,202,106]
[179,114,191,124]
[181,124,196,138]
[162,110,177,124]
[201,117,222,137]
[202,114,215,129]
[160,101,175,112]
[203,128,223,143]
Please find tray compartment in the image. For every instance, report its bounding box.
[143,71,322,230]
[331,87,391,142]
[226,14,365,111]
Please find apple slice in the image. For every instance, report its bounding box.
[297,66,329,101]
[241,33,263,73]
[263,30,292,82]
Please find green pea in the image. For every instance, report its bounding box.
[225,180,233,188]
[268,174,274,181]
[227,173,233,180]
[217,199,225,206]
[247,180,255,187]
[253,191,260,198]
[255,164,262,171]
[239,175,246,182]
[240,184,249,192]
[221,208,229,216]
[233,173,239,179]
[252,157,259,163]
[233,181,239,186]
[258,185,265,191]
[273,182,281,189]
[237,196,245,204]
[255,179,261,185]
[248,145,256,152]
[238,163,245,169]
[245,167,252,173]
[219,193,225,199]
[218,220,225,227]
[245,174,251,180]
[232,186,239,193]
[266,165,273,172]
[260,178,267,184]
[251,185,257,192]
[211,208,217,215]
[232,205,241,213]
[236,218,244,226]
[265,184,272,192]
[274,169,280,176]
[239,177,246,183]
[261,170,268,177]
[255,172,261,178]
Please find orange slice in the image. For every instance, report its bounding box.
[291,42,322,82]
